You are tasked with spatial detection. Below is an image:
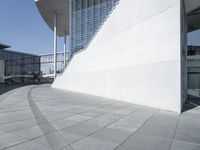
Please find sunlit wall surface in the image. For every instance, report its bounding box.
[71,0,119,53]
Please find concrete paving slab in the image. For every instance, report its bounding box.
[0,133,27,149]
[110,109,132,115]
[51,119,78,130]
[62,122,101,136]
[3,141,50,150]
[178,117,200,131]
[116,135,171,150]
[85,115,118,128]
[0,85,200,150]
[90,127,132,144]
[108,119,141,132]
[0,114,33,125]
[12,126,43,140]
[145,112,179,128]
[136,124,176,139]
[170,140,200,150]
[0,130,6,135]
[0,119,37,132]
[60,146,74,150]
[31,132,67,150]
[58,131,83,145]
[64,114,93,123]
[71,137,118,150]
[174,128,200,145]
[125,110,155,124]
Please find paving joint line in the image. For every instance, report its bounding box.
[168,114,181,150]
[27,85,125,150]
[113,109,160,150]
[64,108,142,150]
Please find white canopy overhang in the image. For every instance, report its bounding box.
[35,0,200,36]
[35,0,70,37]
[185,0,200,32]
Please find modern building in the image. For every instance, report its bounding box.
[0,44,40,84]
[36,0,200,113]
[187,46,200,99]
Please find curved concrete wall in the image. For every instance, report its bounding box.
[53,0,182,113]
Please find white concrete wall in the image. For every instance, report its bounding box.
[53,0,182,113]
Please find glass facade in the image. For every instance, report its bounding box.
[5,56,40,77]
[187,46,200,99]
[0,49,40,84]
[71,0,119,53]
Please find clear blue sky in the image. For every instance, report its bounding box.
[0,0,66,55]
[0,0,199,55]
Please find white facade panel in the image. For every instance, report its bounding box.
[53,0,182,113]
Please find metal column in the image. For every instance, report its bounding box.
[64,32,67,68]
[54,12,57,78]
[69,0,72,60]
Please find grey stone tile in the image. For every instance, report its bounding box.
[58,131,83,145]
[12,126,43,140]
[4,141,49,150]
[62,122,101,136]
[52,119,78,130]
[1,84,200,150]
[142,107,158,113]
[125,106,141,111]
[86,115,117,128]
[71,137,118,150]
[116,135,171,150]
[0,110,32,118]
[32,132,67,150]
[174,129,200,145]
[81,112,102,117]
[0,114,33,125]
[108,119,141,132]
[0,133,27,149]
[90,127,132,144]
[170,140,200,150]
[146,112,179,128]
[136,124,176,139]
[177,117,200,131]
[65,115,93,123]
[31,116,49,125]
[88,109,108,116]
[97,108,115,113]
[126,111,154,124]
[0,119,37,132]
[111,109,132,115]
[35,123,57,135]
[181,109,200,120]
[60,146,73,150]
[101,113,124,120]
[44,113,74,122]
[0,130,6,135]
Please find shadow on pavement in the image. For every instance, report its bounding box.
[183,98,200,112]
[0,84,23,95]
[27,86,67,150]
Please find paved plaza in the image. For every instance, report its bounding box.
[0,84,200,150]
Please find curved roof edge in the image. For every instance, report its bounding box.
[35,0,200,35]
[35,0,70,37]
[185,0,200,32]
[185,0,200,13]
